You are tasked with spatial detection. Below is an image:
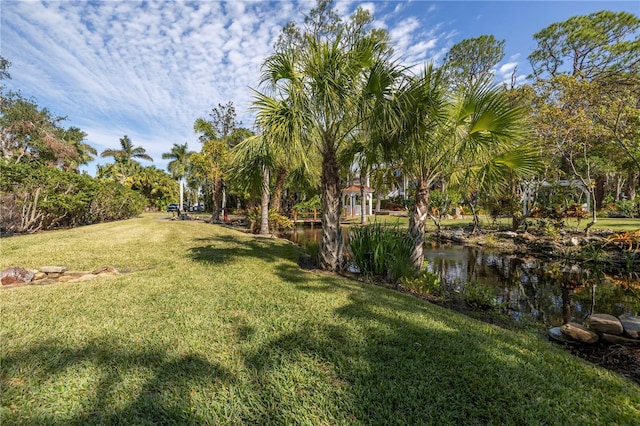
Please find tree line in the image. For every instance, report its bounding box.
[1,1,638,276]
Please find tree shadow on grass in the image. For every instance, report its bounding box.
[189,235,300,266]
[1,338,234,425]
[241,291,640,425]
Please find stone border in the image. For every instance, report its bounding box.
[1,266,121,289]
[549,313,640,346]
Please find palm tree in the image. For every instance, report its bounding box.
[229,135,273,234]
[254,27,396,271]
[381,67,535,269]
[60,126,97,172]
[162,143,192,213]
[193,119,229,222]
[100,135,153,183]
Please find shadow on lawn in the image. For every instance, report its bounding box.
[240,290,640,424]
[1,339,233,424]
[189,234,300,266]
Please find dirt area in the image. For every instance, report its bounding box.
[568,344,640,385]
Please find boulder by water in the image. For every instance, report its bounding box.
[587,314,624,335]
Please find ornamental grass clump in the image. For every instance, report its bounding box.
[348,223,414,283]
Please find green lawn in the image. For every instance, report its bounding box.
[1,213,638,425]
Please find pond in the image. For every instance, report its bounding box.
[283,226,640,326]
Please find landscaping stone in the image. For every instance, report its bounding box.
[40,266,67,273]
[601,333,640,346]
[1,265,122,289]
[619,315,640,339]
[549,327,576,344]
[91,266,118,275]
[560,323,599,344]
[587,314,624,335]
[1,267,35,285]
[58,275,78,283]
[69,274,99,282]
[451,229,466,243]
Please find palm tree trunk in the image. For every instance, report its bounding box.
[260,166,270,235]
[360,169,367,225]
[271,168,287,213]
[319,150,343,272]
[408,178,428,270]
[211,176,221,222]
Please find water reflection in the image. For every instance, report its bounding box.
[282,227,640,326]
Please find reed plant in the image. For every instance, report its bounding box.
[348,223,414,283]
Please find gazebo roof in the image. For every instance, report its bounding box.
[342,185,375,195]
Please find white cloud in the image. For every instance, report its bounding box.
[1,0,459,174]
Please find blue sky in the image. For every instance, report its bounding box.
[2,0,638,175]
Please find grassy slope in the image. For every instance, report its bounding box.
[1,213,638,425]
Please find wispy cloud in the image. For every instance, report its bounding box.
[1,0,454,172]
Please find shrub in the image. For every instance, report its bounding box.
[247,208,294,233]
[463,281,497,310]
[400,270,444,296]
[0,161,144,235]
[606,199,639,218]
[292,195,321,213]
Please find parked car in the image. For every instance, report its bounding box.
[166,203,188,212]
[191,203,205,212]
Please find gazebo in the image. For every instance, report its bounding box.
[342,180,375,217]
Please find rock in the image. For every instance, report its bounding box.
[64,271,90,277]
[560,323,599,344]
[33,272,47,281]
[451,229,466,243]
[619,315,640,339]
[1,267,35,285]
[40,266,67,274]
[498,231,518,239]
[601,333,640,346]
[90,266,118,275]
[69,274,98,282]
[549,327,576,343]
[568,237,580,247]
[58,275,77,283]
[587,314,624,335]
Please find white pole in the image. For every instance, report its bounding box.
[179,178,184,214]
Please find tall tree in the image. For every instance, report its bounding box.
[529,10,640,80]
[0,92,78,166]
[100,135,153,165]
[381,67,533,268]
[162,143,193,213]
[255,1,394,271]
[60,126,96,172]
[443,35,505,88]
[229,135,273,234]
[528,11,640,228]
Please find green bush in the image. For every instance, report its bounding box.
[463,281,498,310]
[400,270,444,296]
[0,161,144,234]
[247,208,294,233]
[348,223,414,283]
[292,195,321,213]
[607,198,639,218]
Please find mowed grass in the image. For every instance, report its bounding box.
[1,213,639,425]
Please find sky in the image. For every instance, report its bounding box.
[2,0,639,175]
